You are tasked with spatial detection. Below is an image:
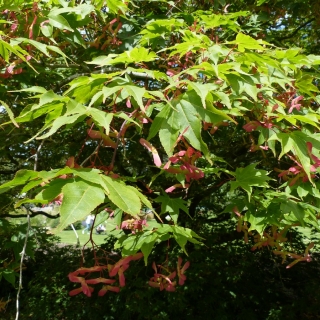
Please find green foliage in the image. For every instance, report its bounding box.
[1,0,320,317]
[230,163,273,199]
[0,220,42,288]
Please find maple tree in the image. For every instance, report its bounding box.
[1,0,320,306]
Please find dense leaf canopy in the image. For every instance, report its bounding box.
[1,0,320,274]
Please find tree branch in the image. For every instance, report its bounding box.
[188,179,230,218]
[54,67,157,91]
[0,169,18,174]
[32,62,81,69]
[54,72,91,90]
[1,209,60,219]
[275,18,315,41]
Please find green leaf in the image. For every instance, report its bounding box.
[277,114,320,129]
[257,0,268,5]
[140,233,158,265]
[48,14,74,31]
[72,168,107,187]
[281,200,305,226]
[88,48,157,66]
[113,47,158,65]
[87,108,113,135]
[155,194,189,224]
[40,23,53,37]
[3,269,16,286]
[295,74,319,95]
[172,94,209,157]
[106,0,128,14]
[148,104,171,140]
[164,30,211,57]
[159,107,180,156]
[212,91,232,109]
[245,210,269,234]
[36,179,70,202]
[113,208,123,228]
[232,33,266,52]
[186,82,215,108]
[94,209,110,227]
[297,185,309,199]
[36,112,86,140]
[128,186,153,211]
[172,229,188,254]
[230,163,273,200]
[0,100,19,128]
[86,54,118,66]
[0,40,9,61]
[47,45,70,65]
[101,176,141,215]
[15,38,49,57]
[124,86,146,112]
[269,131,320,184]
[0,39,36,71]
[53,179,105,233]
[171,226,203,253]
[49,3,94,18]
[13,86,47,94]
[0,170,39,194]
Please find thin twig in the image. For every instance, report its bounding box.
[80,141,103,167]
[219,44,237,64]
[81,213,98,264]
[34,140,45,171]
[109,119,128,171]
[70,223,80,247]
[15,207,31,320]
[4,293,10,314]
[75,122,95,164]
[14,139,45,319]
[166,0,181,16]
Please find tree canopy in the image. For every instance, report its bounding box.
[1,0,320,302]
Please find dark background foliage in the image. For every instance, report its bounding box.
[1,217,320,320]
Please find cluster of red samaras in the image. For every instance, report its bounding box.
[140,138,204,193]
[277,142,320,186]
[149,257,190,292]
[68,253,190,296]
[234,210,314,269]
